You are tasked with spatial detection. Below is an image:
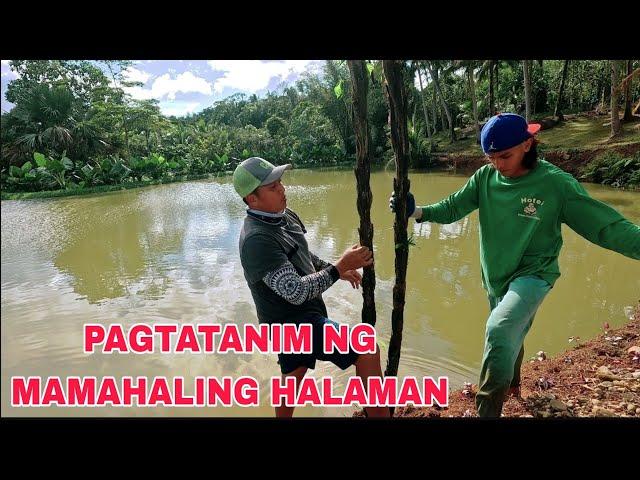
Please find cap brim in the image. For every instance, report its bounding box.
[260,164,292,186]
[527,123,541,135]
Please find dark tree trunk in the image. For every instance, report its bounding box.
[489,60,496,116]
[382,60,410,378]
[431,80,439,133]
[554,60,570,121]
[427,62,456,142]
[623,60,634,122]
[468,65,480,144]
[124,124,130,158]
[495,61,499,111]
[347,60,377,327]
[611,60,622,137]
[417,65,433,150]
[523,60,532,122]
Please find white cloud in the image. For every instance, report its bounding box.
[150,71,212,100]
[207,60,316,93]
[123,71,212,101]
[160,101,201,117]
[122,66,151,84]
[1,60,19,79]
[123,85,157,100]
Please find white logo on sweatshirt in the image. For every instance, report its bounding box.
[518,197,544,221]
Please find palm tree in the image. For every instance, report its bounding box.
[463,61,480,143]
[478,60,496,117]
[523,60,532,122]
[414,62,434,151]
[553,60,570,121]
[425,61,456,142]
[623,60,634,122]
[610,60,622,138]
[454,60,480,143]
[71,117,107,160]
[13,84,75,154]
[451,60,480,142]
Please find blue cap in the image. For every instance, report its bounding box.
[480,113,541,154]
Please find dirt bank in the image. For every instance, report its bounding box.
[393,304,640,418]
[436,142,640,178]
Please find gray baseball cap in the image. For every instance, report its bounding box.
[232,157,292,198]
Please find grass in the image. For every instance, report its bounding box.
[432,115,640,157]
[536,116,640,150]
[430,131,479,157]
[0,173,219,201]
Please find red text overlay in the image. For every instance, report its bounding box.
[11,375,449,408]
[83,322,377,354]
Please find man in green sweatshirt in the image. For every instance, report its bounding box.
[390,113,640,417]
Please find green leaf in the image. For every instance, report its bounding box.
[22,161,33,172]
[100,159,111,172]
[81,165,94,177]
[61,157,74,170]
[366,63,374,75]
[47,159,64,173]
[9,165,22,178]
[334,80,343,99]
[33,152,47,168]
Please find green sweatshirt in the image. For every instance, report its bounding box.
[418,159,640,297]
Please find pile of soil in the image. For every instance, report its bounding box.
[393,304,640,418]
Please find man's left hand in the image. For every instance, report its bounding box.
[341,269,362,289]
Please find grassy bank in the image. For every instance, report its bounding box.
[0,173,221,201]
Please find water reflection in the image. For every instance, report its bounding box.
[2,169,639,417]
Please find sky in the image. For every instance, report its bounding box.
[0,60,326,117]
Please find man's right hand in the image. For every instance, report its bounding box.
[389,191,417,220]
[334,244,374,275]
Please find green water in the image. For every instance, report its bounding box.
[2,169,639,416]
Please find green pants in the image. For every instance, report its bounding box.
[475,275,551,418]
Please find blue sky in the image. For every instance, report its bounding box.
[1,60,325,117]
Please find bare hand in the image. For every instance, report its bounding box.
[341,269,362,289]
[335,244,374,276]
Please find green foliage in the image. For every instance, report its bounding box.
[579,151,640,188]
[334,80,344,99]
[91,155,132,186]
[265,115,287,137]
[3,59,638,195]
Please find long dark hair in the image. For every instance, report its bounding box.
[522,137,539,169]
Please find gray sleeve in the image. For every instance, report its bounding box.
[309,251,331,271]
[241,235,289,284]
[263,261,339,305]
